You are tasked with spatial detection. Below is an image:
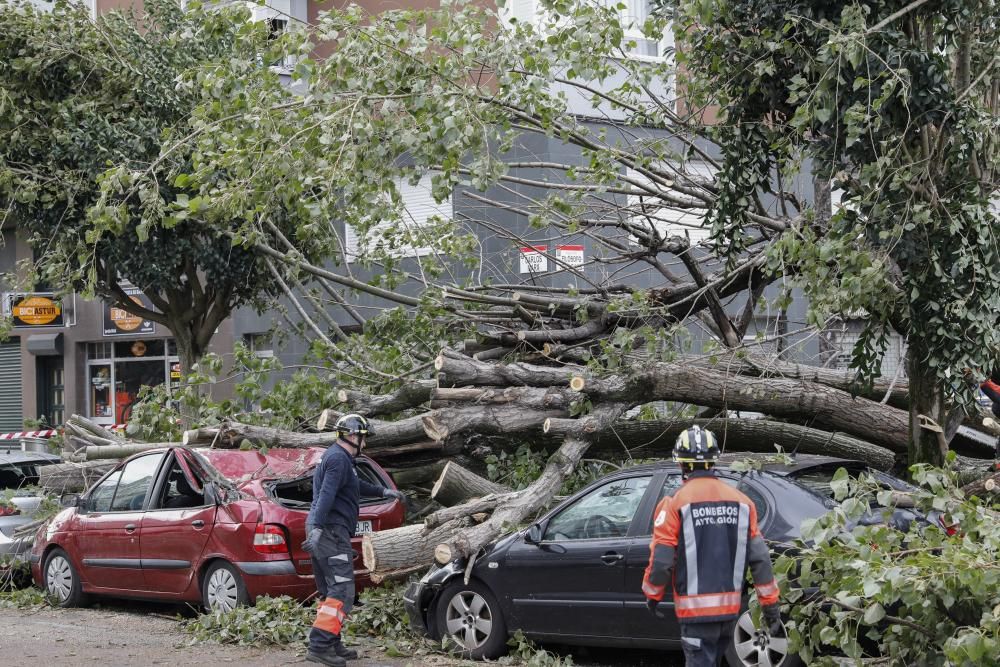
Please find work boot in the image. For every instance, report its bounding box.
[332,637,359,660]
[306,648,347,667]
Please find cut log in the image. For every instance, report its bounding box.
[424,494,513,529]
[421,406,561,442]
[430,462,509,507]
[384,461,448,487]
[39,460,118,493]
[961,468,1000,498]
[334,380,436,417]
[182,428,219,446]
[435,348,581,388]
[428,386,579,411]
[361,518,470,574]
[65,414,125,443]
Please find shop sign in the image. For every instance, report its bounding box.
[104,287,156,337]
[9,294,63,327]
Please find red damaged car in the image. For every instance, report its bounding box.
[29,446,404,612]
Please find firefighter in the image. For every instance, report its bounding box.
[642,425,782,667]
[303,413,406,666]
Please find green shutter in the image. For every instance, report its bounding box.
[0,340,22,432]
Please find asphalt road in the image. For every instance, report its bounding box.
[0,600,685,666]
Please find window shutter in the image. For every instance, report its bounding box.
[0,340,22,432]
[344,173,452,262]
[626,164,712,244]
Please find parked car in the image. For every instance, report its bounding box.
[404,454,949,667]
[0,450,61,559]
[30,446,404,612]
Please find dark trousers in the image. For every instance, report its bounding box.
[308,528,356,652]
[679,621,735,667]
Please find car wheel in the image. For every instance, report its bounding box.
[435,579,508,660]
[202,561,250,613]
[44,548,86,608]
[726,609,802,667]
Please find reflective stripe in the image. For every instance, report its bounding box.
[334,575,353,584]
[674,591,741,611]
[313,597,347,634]
[732,502,750,591]
[681,505,698,594]
[642,580,665,597]
[756,579,780,603]
[331,553,351,563]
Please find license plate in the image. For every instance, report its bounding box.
[356,520,373,534]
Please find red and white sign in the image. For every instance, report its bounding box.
[519,246,548,274]
[556,245,584,268]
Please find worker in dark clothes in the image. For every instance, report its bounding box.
[303,414,405,666]
[642,426,783,666]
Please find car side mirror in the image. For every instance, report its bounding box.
[61,493,81,509]
[525,523,543,545]
[203,481,219,506]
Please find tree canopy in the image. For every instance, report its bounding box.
[0,0,304,371]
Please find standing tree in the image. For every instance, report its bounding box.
[0,0,302,372]
[663,0,1000,465]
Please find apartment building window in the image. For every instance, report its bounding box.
[626,162,715,245]
[823,320,907,380]
[344,173,453,262]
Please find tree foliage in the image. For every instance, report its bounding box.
[664,0,1000,464]
[0,0,301,370]
[776,462,1000,664]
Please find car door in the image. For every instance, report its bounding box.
[139,450,217,594]
[623,471,684,644]
[502,474,653,640]
[74,452,165,591]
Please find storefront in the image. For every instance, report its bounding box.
[86,339,180,425]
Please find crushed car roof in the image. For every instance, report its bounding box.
[195,446,326,482]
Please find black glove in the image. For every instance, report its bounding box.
[646,598,665,618]
[302,527,323,554]
[383,489,405,502]
[762,604,783,635]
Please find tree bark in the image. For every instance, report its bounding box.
[907,343,949,467]
[961,469,1000,498]
[587,418,897,470]
[361,518,470,575]
[424,494,514,529]
[39,460,119,493]
[435,348,580,388]
[428,386,580,411]
[336,380,436,416]
[421,406,563,442]
[430,462,510,506]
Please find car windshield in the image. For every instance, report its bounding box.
[790,466,918,500]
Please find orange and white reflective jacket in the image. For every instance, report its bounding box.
[642,470,779,624]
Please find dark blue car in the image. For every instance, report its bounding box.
[404,454,935,667]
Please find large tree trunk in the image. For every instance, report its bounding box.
[430,462,509,506]
[907,344,949,467]
[588,418,897,470]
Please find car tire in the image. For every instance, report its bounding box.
[202,561,250,613]
[43,548,87,608]
[434,579,508,660]
[725,609,803,667]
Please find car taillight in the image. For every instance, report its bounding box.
[253,523,288,554]
[0,506,19,517]
[938,515,959,537]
